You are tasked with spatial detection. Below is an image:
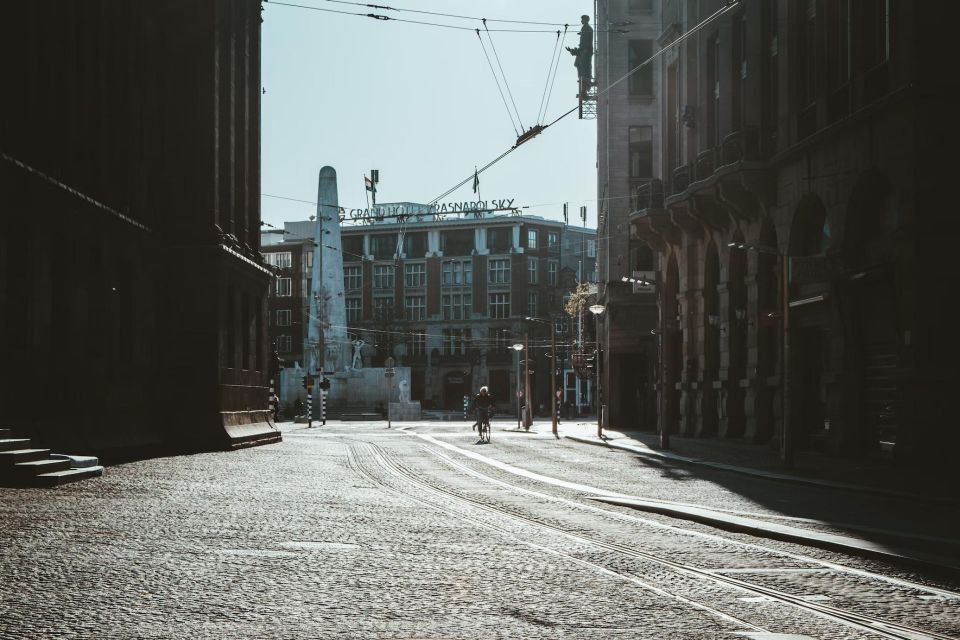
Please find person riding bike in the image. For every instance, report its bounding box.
[471,386,495,435]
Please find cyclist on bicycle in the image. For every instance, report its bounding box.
[471,386,495,434]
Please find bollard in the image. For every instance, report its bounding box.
[307,392,313,429]
[463,395,469,421]
[320,390,326,426]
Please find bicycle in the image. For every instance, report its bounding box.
[476,408,492,444]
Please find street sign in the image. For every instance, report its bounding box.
[384,368,395,378]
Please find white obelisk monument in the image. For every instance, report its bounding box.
[307,166,348,377]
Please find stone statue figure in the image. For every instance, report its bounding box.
[566,15,594,98]
[398,380,410,404]
[351,339,365,370]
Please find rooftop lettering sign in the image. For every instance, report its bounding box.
[345,199,518,224]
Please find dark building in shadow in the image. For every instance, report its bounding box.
[0,1,278,457]
[608,0,959,466]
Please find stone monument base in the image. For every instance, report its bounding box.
[388,401,422,421]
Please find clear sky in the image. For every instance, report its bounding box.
[260,0,597,230]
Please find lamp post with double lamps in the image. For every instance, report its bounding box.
[587,304,606,438]
[727,241,792,468]
[511,343,524,430]
[524,316,557,435]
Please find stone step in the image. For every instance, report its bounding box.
[0,448,51,466]
[50,454,101,469]
[31,466,104,488]
[0,438,32,452]
[11,458,72,476]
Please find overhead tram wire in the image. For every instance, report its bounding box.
[482,19,525,133]
[476,30,520,137]
[317,0,569,27]
[424,0,742,207]
[536,27,566,125]
[540,27,568,124]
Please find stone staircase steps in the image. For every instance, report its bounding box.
[31,466,104,488]
[0,448,52,464]
[0,438,32,451]
[0,431,103,488]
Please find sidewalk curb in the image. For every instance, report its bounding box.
[565,434,960,507]
[588,495,960,577]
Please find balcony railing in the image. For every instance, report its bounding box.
[671,164,692,195]
[634,179,665,211]
[695,148,716,181]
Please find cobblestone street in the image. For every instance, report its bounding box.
[2,421,958,639]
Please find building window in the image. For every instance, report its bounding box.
[707,33,721,146]
[275,335,292,354]
[443,328,471,356]
[490,327,513,353]
[798,0,817,106]
[346,298,362,324]
[628,0,653,14]
[489,258,511,284]
[266,252,292,269]
[408,330,426,356]
[275,309,292,327]
[370,234,398,260]
[275,277,292,297]
[527,229,538,249]
[629,126,653,178]
[373,297,394,321]
[405,295,426,321]
[488,227,512,252]
[527,257,539,284]
[442,293,472,320]
[442,260,472,286]
[404,263,426,288]
[548,231,559,247]
[489,292,511,319]
[344,265,362,290]
[305,251,313,269]
[547,261,558,285]
[628,40,654,96]
[441,229,475,255]
[373,264,395,289]
[855,0,889,72]
[587,239,596,258]
[403,232,428,258]
[527,292,538,317]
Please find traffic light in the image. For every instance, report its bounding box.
[318,377,331,391]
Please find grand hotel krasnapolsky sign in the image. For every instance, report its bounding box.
[345,199,518,223]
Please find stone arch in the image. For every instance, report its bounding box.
[842,170,900,455]
[664,253,682,436]
[701,242,721,437]
[754,218,779,442]
[789,193,831,257]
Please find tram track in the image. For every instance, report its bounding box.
[346,438,959,640]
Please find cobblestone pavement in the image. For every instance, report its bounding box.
[1,420,958,639]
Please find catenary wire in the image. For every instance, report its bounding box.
[476,30,520,137]
[482,20,525,132]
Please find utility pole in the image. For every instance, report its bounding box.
[550,319,558,435]
[781,251,792,468]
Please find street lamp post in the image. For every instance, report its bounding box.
[728,242,792,468]
[588,304,606,438]
[511,343,524,430]
[623,274,667,449]
[524,316,558,435]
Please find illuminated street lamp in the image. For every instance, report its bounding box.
[588,304,606,438]
[511,343,524,430]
